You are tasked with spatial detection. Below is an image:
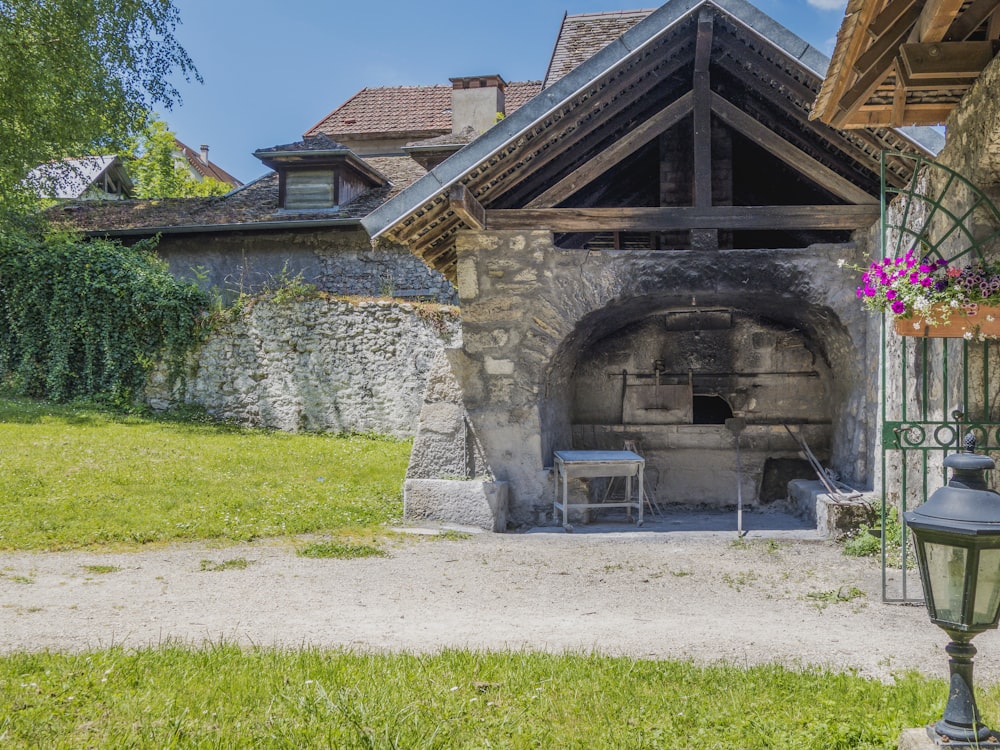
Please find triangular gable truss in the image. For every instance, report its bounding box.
[363,0,934,280]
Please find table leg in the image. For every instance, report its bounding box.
[625,475,633,522]
[562,468,570,530]
[637,466,644,527]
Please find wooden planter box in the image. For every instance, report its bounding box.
[894,304,1000,338]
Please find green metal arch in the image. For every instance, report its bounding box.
[882,150,1000,265]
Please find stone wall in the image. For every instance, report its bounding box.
[150,227,457,305]
[147,297,461,438]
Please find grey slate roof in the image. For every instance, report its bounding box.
[543,9,656,88]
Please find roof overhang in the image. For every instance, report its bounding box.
[812,0,1000,129]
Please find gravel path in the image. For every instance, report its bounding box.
[1,514,996,684]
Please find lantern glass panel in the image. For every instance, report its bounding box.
[925,541,968,624]
[973,548,1000,628]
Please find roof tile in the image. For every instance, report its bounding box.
[543,9,656,88]
[306,81,542,139]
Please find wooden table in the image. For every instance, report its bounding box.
[552,450,644,531]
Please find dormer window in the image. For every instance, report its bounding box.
[253,133,389,211]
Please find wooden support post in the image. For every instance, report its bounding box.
[692,7,717,250]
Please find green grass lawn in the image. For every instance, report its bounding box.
[0,645,950,749]
[0,396,409,550]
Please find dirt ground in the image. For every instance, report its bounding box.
[1,509,997,684]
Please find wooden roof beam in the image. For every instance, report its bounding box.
[839,103,956,127]
[485,205,880,232]
[945,0,1000,41]
[525,92,694,208]
[710,93,877,205]
[900,40,997,79]
[914,0,966,43]
[479,49,694,206]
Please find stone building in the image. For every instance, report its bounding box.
[363,0,947,529]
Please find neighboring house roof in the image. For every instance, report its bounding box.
[543,9,656,88]
[363,0,941,280]
[305,81,543,141]
[812,0,1000,129]
[49,155,425,236]
[26,155,133,200]
[174,139,243,187]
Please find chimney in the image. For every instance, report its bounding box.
[199,144,210,165]
[449,75,506,134]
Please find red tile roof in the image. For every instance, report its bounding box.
[174,139,243,187]
[543,9,656,88]
[305,81,542,140]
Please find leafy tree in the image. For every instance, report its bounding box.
[130,116,231,198]
[0,0,198,213]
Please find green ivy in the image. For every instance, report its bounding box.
[0,225,206,406]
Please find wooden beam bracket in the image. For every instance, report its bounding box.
[448,184,486,230]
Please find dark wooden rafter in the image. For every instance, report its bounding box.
[710,93,878,205]
[476,37,696,208]
[525,92,694,208]
[710,52,905,189]
[484,205,880,231]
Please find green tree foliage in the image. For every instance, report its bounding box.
[0,222,207,404]
[131,116,231,198]
[0,0,198,212]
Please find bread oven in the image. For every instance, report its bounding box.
[565,306,833,506]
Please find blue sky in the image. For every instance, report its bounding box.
[165,0,847,185]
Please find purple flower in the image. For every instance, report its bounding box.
[864,286,876,297]
[886,290,898,300]
[891,300,907,314]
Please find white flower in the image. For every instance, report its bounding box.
[951,300,961,308]
[837,258,846,268]
[914,297,931,312]
[913,321,921,329]
[965,331,975,340]
[988,315,995,322]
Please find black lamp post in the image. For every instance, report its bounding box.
[905,445,1000,747]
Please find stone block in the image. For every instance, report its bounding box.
[897,728,935,749]
[404,479,509,532]
[788,479,872,537]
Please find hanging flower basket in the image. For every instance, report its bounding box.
[842,251,1000,340]
[894,304,1000,339]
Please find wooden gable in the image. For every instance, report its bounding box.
[365,0,933,279]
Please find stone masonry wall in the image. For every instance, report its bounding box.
[152,227,457,305]
[446,230,869,525]
[147,298,461,438]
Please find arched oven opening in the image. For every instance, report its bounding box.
[542,301,852,510]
